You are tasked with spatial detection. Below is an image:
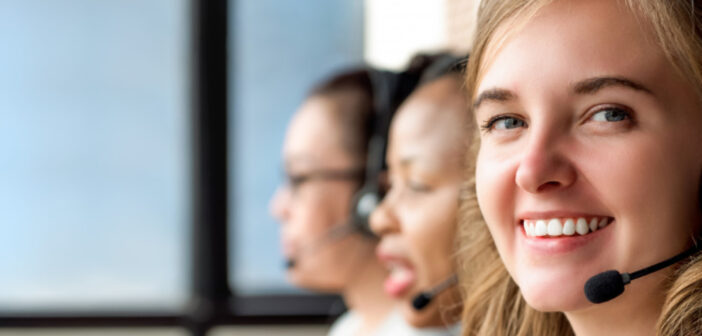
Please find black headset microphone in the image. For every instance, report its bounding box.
[585,184,702,303]
[584,243,702,304]
[287,57,470,306]
[404,54,471,311]
[411,274,458,310]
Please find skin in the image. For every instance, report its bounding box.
[473,0,702,335]
[270,95,394,335]
[370,76,467,327]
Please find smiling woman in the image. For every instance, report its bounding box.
[458,0,702,335]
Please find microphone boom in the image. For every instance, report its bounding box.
[584,244,701,304]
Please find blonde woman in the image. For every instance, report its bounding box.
[459,0,702,335]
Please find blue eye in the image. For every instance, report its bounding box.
[495,117,526,130]
[591,107,630,122]
[482,116,526,132]
[481,116,525,133]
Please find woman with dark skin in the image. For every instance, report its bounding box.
[371,60,471,335]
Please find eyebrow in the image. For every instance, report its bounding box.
[472,88,517,109]
[284,155,317,170]
[473,76,653,110]
[573,76,653,95]
[399,157,414,168]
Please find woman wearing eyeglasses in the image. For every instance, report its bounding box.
[269,68,415,336]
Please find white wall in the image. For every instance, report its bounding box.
[364,0,480,69]
[364,0,449,70]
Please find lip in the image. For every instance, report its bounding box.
[280,238,296,258]
[516,211,614,254]
[517,211,611,221]
[375,247,413,269]
[376,246,416,298]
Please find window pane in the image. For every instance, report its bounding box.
[0,0,190,311]
[229,0,364,294]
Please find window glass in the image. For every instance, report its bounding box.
[0,0,190,311]
[229,0,365,294]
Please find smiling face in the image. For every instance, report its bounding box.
[473,0,702,313]
[370,76,468,326]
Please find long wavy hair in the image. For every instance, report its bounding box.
[457,0,702,335]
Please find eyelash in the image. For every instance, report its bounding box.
[480,114,526,133]
[480,105,634,134]
[385,178,431,195]
[588,105,633,123]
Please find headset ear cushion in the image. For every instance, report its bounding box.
[350,186,380,238]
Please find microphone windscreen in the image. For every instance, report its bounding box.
[411,292,432,310]
[284,259,296,269]
[584,270,625,304]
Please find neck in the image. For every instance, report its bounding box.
[566,269,668,336]
[341,254,396,335]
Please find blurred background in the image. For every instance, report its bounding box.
[0,0,477,335]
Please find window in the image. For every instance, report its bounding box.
[0,0,190,312]
[0,0,453,334]
[228,0,365,296]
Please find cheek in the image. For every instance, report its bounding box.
[582,132,700,258]
[291,202,331,238]
[403,191,460,282]
[476,148,518,265]
[301,187,354,228]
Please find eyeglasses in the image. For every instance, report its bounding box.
[283,168,365,196]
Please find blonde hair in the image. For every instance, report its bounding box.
[458,0,702,335]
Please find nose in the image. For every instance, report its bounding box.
[269,186,291,223]
[515,133,577,194]
[369,193,400,237]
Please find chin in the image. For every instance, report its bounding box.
[401,304,433,328]
[286,271,308,288]
[518,278,590,312]
[288,271,334,292]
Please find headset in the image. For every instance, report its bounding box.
[350,53,469,238]
[348,68,423,238]
[285,66,423,268]
[287,54,469,270]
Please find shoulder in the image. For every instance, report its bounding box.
[328,311,360,336]
[373,309,461,336]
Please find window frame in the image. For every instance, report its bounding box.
[0,0,344,334]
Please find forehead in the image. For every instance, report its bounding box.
[283,97,347,168]
[389,78,467,161]
[477,0,665,96]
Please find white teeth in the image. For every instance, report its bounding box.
[535,220,547,236]
[576,218,589,235]
[589,218,598,232]
[523,217,612,237]
[599,217,609,228]
[547,219,563,236]
[562,219,575,236]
